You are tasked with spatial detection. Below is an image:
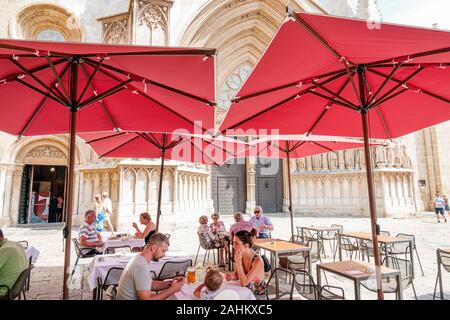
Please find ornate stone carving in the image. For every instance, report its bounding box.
[344,149,355,169]
[26,146,65,159]
[104,20,128,44]
[135,1,171,45]
[218,63,253,112]
[327,152,338,171]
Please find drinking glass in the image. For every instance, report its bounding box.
[186,266,196,285]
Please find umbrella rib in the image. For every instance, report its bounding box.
[166,136,185,150]
[1,58,66,82]
[255,141,272,158]
[46,57,70,102]
[79,49,217,58]
[146,132,163,149]
[83,59,210,132]
[344,64,362,106]
[367,67,424,107]
[222,71,347,133]
[367,63,402,105]
[371,88,409,108]
[18,64,72,137]
[98,134,141,158]
[291,141,307,152]
[77,58,104,104]
[84,131,127,144]
[365,47,450,67]
[314,81,358,109]
[78,79,133,109]
[83,57,216,106]
[311,141,335,153]
[232,69,347,103]
[289,10,355,65]
[189,140,220,166]
[16,78,67,106]
[307,90,358,110]
[8,57,69,104]
[306,77,351,136]
[79,64,119,130]
[373,106,392,140]
[367,68,450,105]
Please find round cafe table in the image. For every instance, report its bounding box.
[172,280,256,300]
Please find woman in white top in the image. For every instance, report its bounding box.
[102,192,115,233]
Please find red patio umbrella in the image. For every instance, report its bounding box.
[79,131,246,232]
[236,137,369,239]
[0,39,216,299]
[221,10,450,299]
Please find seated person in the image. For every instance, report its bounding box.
[79,210,104,255]
[132,212,156,244]
[229,212,255,239]
[249,206,273,239]
[198,215,226,266]
[116,233,184,300]
[210,213,226,234]
[193,268,224,300]
[225,229,267,298]
[0,229,28,298]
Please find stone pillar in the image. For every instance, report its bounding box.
[2,166,15,225]
[72,169,81,225]
[173,169,179,213]
[245,157,256,215]
[0,165,8,225]
[10,167,24,225]
[282,158,290,213]
[111,171,120,228]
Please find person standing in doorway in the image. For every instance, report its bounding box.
[94,194,104,232]
[434,192,447,223]
[56,195,64,222]
[48,195,58,223]
[102,192,115,233]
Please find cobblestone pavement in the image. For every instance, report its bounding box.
[3,212,450,300]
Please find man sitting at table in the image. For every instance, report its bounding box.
[0,229,29,298]
[79,210,104,256]
[230,212,255,240]
[249,206,273,239]
[116,233,184,300]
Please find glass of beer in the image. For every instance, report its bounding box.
[186,266,196,285]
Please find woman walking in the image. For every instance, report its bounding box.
[94,194,104,232]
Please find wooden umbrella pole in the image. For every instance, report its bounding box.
[359,65,384,300]
[62,58,79,300]
[155,133,167,232]
[286,145,295,240]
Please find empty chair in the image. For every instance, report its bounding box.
[266,268,295,300]
[434,249,450,299]
[335,236,358,260]
[320,224,343,258]
[379,230,391,236]
[104,245,132,255]
[100,267,124,300]
[0,267,32,300]
[361,256,417,300]
[156,259,192,280]
[359,241,385,263]
[292,269,344,300]
[194,233,221,266]
[278,235,306,269]
[297,227,316,243]
[390,233,424,276]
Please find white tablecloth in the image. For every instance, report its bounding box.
[103,238,145,251]
[86,251,191,291]
[25,245,40,264]
[173,280,256,300]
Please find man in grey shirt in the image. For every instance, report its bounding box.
[116,233,184,300]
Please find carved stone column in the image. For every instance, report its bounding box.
[0,165,8,224]
[245,157,256,214]
[10,167,24,225]
[111,171,120,228]
[172,169,179,213]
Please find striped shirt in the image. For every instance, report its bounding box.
[435,197,445,208]
[79,222,100,251]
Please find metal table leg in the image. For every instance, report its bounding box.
[397,273,403,300]
[338,233,342,261]
[354,279,361,300]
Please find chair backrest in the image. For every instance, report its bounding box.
[331,224,343,233]
[339,236,357,250]
[72,238,82,256]
[104,245,132,255]
[292,269,320,300]
[307,239,321,257]
[164,233,171,240]
[266,268,294,300]
[157,259,192,280]
[289,234,305,245]
[9,267,31,300]
[392,233,414,253]
[326,224,343,238]
[103,267,125,287]
[214,289,240,300]
[437,249,450,273]
[18,241,29,249]
[383,256,413,289]
[380,230,390,236]
[198,232,212,250]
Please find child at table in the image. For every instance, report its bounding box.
[193,269,223,300]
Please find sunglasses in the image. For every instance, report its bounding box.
[254,211,260,213]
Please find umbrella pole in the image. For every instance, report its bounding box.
[155,133,167,232]
[286,148,294,240]
[62,59,79,300]
[361,110,384,300]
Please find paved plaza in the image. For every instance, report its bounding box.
[3,212,450,300]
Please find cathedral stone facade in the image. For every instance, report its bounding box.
[0,0,448,229]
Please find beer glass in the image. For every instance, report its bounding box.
[186,266,196,285]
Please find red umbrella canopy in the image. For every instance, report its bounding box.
[239,138,368,159]
[0,39,216,136]
[220,12,450,139]
[79,131,247,166]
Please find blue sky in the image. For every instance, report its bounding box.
[374,0,450,29]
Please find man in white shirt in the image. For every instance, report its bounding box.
[102,192,114,232]
[434,192,447,223]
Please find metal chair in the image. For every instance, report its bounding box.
[297,226,317,243]
[266,267,295,300]
[194,233,220,266]
[156,259,192,280]
[99,267,124,300]
[278,235,306,269]
[434,249,450,299]
[335,235,359,260]
[292,269,344,300]
[390,233,424,276]
[164,233,171,240]
[320,224,343,258]
[0,267,32,300]
[104,245,132,255]
[17,240,33,291]
[71,238,96,278]
[361,256,417,300]
[18,241,29,249]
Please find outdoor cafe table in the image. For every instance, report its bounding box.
[434,248,450,299]
[102,236,146,252]
[172,280,256,300]
[87,250,191,299]
[316,260,403,300]
[300,226,341,257]
[337,232,415,277]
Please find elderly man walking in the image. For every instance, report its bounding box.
[249,206,274,239]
